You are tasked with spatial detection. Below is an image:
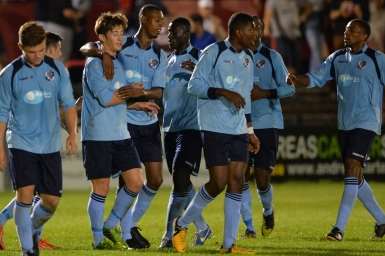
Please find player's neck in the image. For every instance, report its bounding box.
[135,29,153,49]
[228,37,243,52]
[350,42,366,53]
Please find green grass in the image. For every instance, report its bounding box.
[1,181,385,255]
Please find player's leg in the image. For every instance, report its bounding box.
[240,160,255,237]
[121,123,162,248]
[222,134,253,253]
[172,131,229,253]
[102,139,143,249]
[9,149,37,255]
[327,129,375,241]
[83,141,113,249]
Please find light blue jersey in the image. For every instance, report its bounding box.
[0,56,75,154]
[188,39,254,135]
[163,45,200,132]
[251,44,295,129]
[307,44,385,134]
[118,36,167,125]
[81,57,130,141]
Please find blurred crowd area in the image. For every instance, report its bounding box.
[0,0,384,127]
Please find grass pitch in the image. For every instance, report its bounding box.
[1,181,385,255]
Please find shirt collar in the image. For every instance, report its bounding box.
[21,55,44,68]
[175,44,193,56]
[133,36,153,50]
[350,44,368,55]
[253,43,264,54]
[224,38,240,53]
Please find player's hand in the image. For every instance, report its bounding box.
[117,83,145,99]
[102,52,114,80]
[248,133,260,154]
[75,96,83,111]
[0,148,7,172]
[181,60,195,72]
[66,133,78,155]
[129,102,160,115]
[219,89,246,110]
[286,73,297,85]
[251,85,264,101]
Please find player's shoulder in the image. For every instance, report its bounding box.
[0,56,25,80]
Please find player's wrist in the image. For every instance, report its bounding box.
[247,126,254,135]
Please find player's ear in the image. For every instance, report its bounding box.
[98,34,107,44]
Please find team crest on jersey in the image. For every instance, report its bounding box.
[357,60,367,69]
[148,58,159,69]
[45,70,55,81]
[256,59,266,68]
[243,57,250,68]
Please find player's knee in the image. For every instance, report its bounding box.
[147,176,163,190]
[172,169,191,193]
[92,180,110,196]
[206,179,226,196]
[344,158,362,178]
[40,195,60,212]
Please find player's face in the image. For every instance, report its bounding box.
[168,23,188,51]
[344,22,367,48]
[239,22,257,50]
[46,41,62,59]
[102,25,124,52]
[20,40,46,66]
[144,11,164,39]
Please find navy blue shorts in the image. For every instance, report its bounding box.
[127,122,162,163]
[164,130,202,176]
[82,139,141,180]
[8,149,62,197]
[249,128,279,171]
[338,128,376,166]
[202,131,248,168]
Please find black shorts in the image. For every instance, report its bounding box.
[82,139,141,180]
[202,131,248,168]
[9,149,62,197]
[249,128,279,171]
[127,122,162,163]
[164,130,202,176]
[338,128,376,166]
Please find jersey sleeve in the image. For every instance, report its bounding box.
[0,68,12,123]
[187,45,218,99]
[307,54,334,88]
[376,51,385,86]
[84,58,116,107]
[57,62,76,111]
[272,51,295,98]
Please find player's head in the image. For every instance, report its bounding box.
[95,12,127,53]
[252,15,264,48]
[228,12,256,50]
[139,4,164,39]
[344,19,371,48]
[18,21,46,66]
[168,17,191,51]
[45,32,63,59]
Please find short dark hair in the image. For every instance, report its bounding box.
[139,4,163,17]
[350,19,371,38]
[228,12,253,37]
[94,12,128,35]
[190,14,203,25]
[253,15,265,28]
[45,32,62,48]
[18,21,46,47]
[171,17,191,33]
